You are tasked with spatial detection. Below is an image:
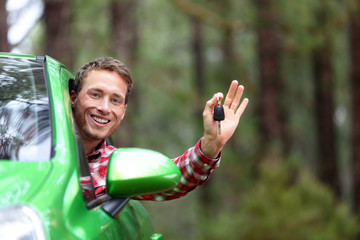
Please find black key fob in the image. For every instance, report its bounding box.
[214,104,225,121]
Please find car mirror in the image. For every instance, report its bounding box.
[106,148,181,198]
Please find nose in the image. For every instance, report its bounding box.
[97,97,111,114]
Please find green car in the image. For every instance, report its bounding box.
[0,52,181,240]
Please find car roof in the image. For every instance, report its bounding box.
[0,52,38,60]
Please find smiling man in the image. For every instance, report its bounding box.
[70,57,249,200]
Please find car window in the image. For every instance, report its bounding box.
[0,57,51,161]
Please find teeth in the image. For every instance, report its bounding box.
[92,116,109,124]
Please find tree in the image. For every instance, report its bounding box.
[110,0,138,66]
[311,2,340,198]
[0,0,9,52]
[109,0,139,147]
[254,0,287,157]
[312,44,340,196]
[44,0,73,68]
[349,1,360,213]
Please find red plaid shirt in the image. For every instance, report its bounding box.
[87,139,221,200]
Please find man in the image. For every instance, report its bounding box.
[70,57,249,201]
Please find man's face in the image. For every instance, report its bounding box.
[70,70,128,144]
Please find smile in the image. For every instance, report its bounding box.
[91,115,110,124]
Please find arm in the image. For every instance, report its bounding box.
[134,81,248,201]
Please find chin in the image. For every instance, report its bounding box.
[83,130,106,142]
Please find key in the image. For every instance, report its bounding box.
[213,97,225,135]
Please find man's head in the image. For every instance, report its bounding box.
[74,57,133,104]
[70,57,132,153]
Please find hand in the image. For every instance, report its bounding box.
[200,80,249,158]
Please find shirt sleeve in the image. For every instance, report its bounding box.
[133,139,221,201]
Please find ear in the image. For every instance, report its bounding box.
[70,90,77,108]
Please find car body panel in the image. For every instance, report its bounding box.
[0,162,52,207]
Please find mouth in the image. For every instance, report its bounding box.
[91,115,110,124]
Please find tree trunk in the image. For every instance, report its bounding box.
[192,17,205,98]
[110,0,139,147]
[110,0,138,66]
[221,27,236,85]
[350,8,360,213]
[255,0,286,157]
[312,46,340,197]
[44,0,73,68]
[191,16,213,218]
[0,0,9,52]
[312,5,340,198]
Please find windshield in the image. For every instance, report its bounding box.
[0,57,51,161]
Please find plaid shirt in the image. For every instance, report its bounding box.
[87,139,221,200]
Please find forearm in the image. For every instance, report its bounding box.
[133,140,221,201]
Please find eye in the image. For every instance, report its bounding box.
[112,98,121,104]
[91,93,99,98]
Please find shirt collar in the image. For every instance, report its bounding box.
[87,139,107,158]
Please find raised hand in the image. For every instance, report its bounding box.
[200,80,249,158]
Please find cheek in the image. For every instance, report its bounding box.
[73,101,84,113]
[76,95,95,111]
[114,107,126,121]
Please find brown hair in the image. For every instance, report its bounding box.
[74,57,133,104]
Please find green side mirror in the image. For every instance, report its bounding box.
[106,148,181,198]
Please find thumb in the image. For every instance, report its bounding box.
[209,92,223,107]
[204,92,224,117]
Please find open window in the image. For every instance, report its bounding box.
[67,78,112,208]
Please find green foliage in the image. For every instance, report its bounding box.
[197,161,359,240]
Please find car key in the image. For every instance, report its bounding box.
[213,97,225,135]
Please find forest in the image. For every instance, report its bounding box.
[2,0,360,239]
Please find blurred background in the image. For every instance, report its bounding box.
[2,0,360,239]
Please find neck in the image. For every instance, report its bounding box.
[83,139,103,155]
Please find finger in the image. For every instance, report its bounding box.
[223,80,239,108]
[230,85,244,111]
[204,92,223,115]
[235,98,249,119]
